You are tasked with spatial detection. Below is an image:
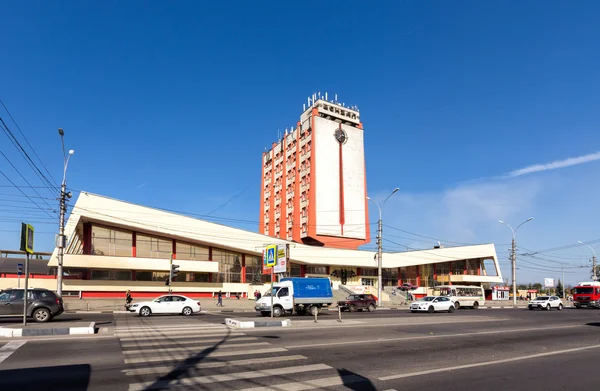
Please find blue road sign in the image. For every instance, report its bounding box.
[266,245,276,267]
[17,263,23,276]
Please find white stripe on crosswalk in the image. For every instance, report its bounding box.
[115,329,233,337]
[234,374,367,391]
[123,347,288,364]
[0,341,26,364]
[115,325,229,332]
[122,341,271,355]
[128,363,331,390]
[118,332,246,342]
[123,354,308,376]
[120,336,257,348]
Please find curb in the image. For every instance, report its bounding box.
[225,318,292,328]
[0,322,96,338]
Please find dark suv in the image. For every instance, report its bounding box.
[0,288,64,322]
[337,294,377,312]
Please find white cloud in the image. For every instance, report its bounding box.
[507,151,600,177]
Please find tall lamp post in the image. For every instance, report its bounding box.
[498,217,534,306]
[577,241,598,282]
[57,128,75,297]
[367,187,399,308]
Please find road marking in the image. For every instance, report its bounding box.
[123,354,308,376]
[0,341,26,363]
[120,336,257,348]
[115,329,235,338]
[128,363,331,390]
[379,343,600,381]
[122,341,271,355]
[234,374,367,391]
[285,324,581,349]
[123,347,288,364]
[115,324,228,332]
[118,332,246,342]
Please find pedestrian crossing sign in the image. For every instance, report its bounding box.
[265,245,277,267]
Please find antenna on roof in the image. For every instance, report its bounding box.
[325,92,328,101]
[335,93,338,103]
[303,103,306,111]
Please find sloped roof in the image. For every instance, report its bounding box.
[52,191,499,269]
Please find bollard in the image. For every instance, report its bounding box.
[337,306,342,322]
[86,302,89,312]
[314,310,318,323]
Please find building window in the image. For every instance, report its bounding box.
[361,268,378,277]
[245,256,262,284]
[135,271,170,282]
[91,226,132,256]
[306,266,327,275]
[136,234,172,259]
[436,262,450,276]
[399,266,418,286]
[290,263,302,277]
[91,269,132,280]
[182,272,209,282]
[212,249,242,283]
[452,261,465,275]
[176,242,209,261]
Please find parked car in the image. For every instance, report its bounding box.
[398,283,417,291]
[0,288,64,322]
[337,294,377,312]
[410,296,455,313]
[128,295,201,317]
[528,295,563,311]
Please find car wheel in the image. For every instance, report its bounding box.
[182,306,193,316]
[454,302,460,310]
[33,307,51,323]
[473,302,479,310]
[349,305,357,312]
[546,304,551,311]
[309,306,319,316]
[428,306,435,314]
[273,306,283,317]
[448,305,455,313]
[528,305,534,310]
[558,304,563,311]
[140,306,151,317]
[367,304,376,312]
[411,310,417,313]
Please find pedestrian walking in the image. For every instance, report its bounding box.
[125,289,132,309]
[217,290,223,307]
[254,290,259,301]
[257,291,262,300]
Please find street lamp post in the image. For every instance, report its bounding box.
[57,128,74,297]
[367,187,399,308]
[498,217,534,306]
[577,241,598,282]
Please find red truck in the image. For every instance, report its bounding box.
[572,282,600,309]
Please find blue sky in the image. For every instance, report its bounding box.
[1,1,599,285]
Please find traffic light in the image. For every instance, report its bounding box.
[171,264,180,281]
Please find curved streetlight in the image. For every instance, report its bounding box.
[367,187,399,307]
[498,217,534,306]
[577,241,598,281]
[56,128,75,297]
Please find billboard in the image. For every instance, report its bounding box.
[544,278,555,288]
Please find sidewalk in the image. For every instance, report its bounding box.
[64,297,259,313]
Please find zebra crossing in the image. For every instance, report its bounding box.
[114,318,370,390]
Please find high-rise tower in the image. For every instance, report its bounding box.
[259,93,370,249]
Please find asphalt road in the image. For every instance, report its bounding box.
[1,308,599,390]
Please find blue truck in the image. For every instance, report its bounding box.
[254,277,334,317]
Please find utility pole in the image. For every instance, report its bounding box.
[367,187,399,308]
[499,217,534,307]
[577,241,597,282]
[57,128,74,297]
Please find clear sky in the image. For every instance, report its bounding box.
[1,1,599,286]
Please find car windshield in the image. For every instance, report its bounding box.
[263,287,280,297]
[573,287,594,294]
[535,296,549,300]
[420,297,436,302]
[0,291,10,301]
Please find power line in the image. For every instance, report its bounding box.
[0,99,59,188]
[0,117,59,195]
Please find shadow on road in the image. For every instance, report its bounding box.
[336,368,376,390]
[0,364,91,391]
[0,315,84,324]
[585,322,600,327]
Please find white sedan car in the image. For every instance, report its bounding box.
[410,296,456,313]
[129,295,201,317]
[528,295,563,311]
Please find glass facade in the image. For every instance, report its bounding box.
[245,256,263,284]
[91,269,132,280]
[399,266,418,286]
[135,271,170,282]
[136,234,172,259]
[306,266,327,275]
[176,242,209,261]
[382,268,398,287]
[212,249,242,283]
[91,226,132,256]
[289,263,302,277]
